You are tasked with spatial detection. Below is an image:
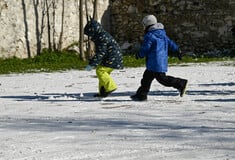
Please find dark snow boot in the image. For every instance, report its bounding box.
[179,80,188,97]
[94,87,116,98]
[130,94,147,101]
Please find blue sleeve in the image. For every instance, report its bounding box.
[167,37,179,53]
[138,34,152,58]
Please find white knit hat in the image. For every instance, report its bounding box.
[142,15,157,27]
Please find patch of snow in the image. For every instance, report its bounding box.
[0,62,234,159]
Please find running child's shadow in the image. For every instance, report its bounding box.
[0,90,183,103]
[0,91,135,102]
[42,91,135,102]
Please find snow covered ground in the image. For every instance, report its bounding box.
[0,62,235,160]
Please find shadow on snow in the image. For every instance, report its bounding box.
[0,81,234,102]
[0,92,134,102]
[0,116,235,143]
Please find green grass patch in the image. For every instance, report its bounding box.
[0,51,234,75]
[0,51,87,74]
[123,55,145,67]
[168,56,234,64]
[124,55,235,67]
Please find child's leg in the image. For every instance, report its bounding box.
[155,73,186,88]
[131,70,154,101]
[137,70,154,95]
[155,73,188,96]
[96,66,117,94]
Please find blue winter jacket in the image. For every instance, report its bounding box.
[138,23,179,72]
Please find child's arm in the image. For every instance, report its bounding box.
[167,37,183,60]
[89,43,107,67]
[138,34,152,58]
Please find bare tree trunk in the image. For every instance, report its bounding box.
[45,0,52,51]
[52,0,56,51]
[85,0,92,58]
[21,0,31,58]
[93,0,98,20]
[58,0,64,51]
[79,0,85,61]
[40,1,46,46]
[33,0,41,55]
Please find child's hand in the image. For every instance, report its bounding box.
[178,48,183,60]
[135,53,139,59]
[85,65,94,71]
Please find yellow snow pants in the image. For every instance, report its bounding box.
[96,66,117,93]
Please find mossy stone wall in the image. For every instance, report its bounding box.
[111,0,235,55]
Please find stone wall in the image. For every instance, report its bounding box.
[0,0,234,58]
[0,0,109,58]
[110,0,235,55]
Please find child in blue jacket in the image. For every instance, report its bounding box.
[131,15,188,101]
[84,19,123,97]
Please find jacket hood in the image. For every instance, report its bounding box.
[84,20,104,41]
[148,23,164,31]
[148,23,166,38]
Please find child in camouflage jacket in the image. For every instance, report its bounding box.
[84,19,123,97]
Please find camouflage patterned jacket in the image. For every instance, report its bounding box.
[84,20,123,69]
